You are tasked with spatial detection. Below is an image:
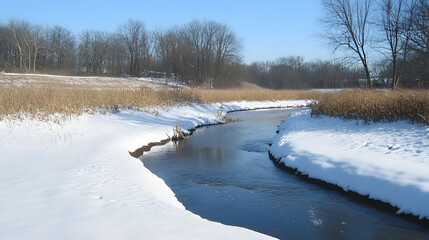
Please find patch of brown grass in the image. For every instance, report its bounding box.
[195,89,324,103]
[0,86,323,121]
[0,74,329,121]
[0,86,200,121]
[311,90,429,125]
[3,74,428,126]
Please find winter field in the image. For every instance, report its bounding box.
[1,73,428,238]
[0,72,160,90]
[0,100,311,239]
[0,73,311,239]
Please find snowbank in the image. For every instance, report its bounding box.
[0,100,309,240]
[270,110,429,220]
[128,76,189,88]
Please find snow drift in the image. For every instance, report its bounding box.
[270,110,429,220]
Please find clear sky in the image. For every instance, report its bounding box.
[0,0,332,64]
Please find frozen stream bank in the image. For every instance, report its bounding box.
[270,110,429,222]
[0,101,310,240]
[141,109,429,239]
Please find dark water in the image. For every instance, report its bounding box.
[140,109,429,240]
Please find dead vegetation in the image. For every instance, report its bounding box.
[311,90,429,125]
[0,86,200,121]
[0,85,322,121]
[171,124,189,141]
[1,74,428,125]
[194,89,324,103]
[0,74,324,121]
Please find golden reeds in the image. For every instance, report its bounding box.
[0,79,323,121]
[194,89,324,103]
[0,86,200,121]
[2,74,428,126]
[311,90,429,124]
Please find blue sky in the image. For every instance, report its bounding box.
[0,0,331,63]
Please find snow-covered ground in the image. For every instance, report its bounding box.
[270,110,429,220]
[128,76,188,88]
[0,73,158,90]
[0,100,309,240]
[310,88,345,93]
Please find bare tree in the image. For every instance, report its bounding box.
[8,19,31,71]
[0,25,17,71]
[176,28,194,85]
[78,30,110,75]
[7,21,43,73]
[106,34,127,75]
[408,0,429,87]
[321,0,374,86]
[117,19,149,76]
[46,25,76,70]
[186,20,204,84]
[154,28,180,80]
[276,56,305,89]
[201,21,217,84]
[213,23,242,88]
[29,24,44,72]
[380,0,415,89]
[78,30,91,73]
[409,0,429,53]
[181,20,242,87]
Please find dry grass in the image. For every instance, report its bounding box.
[0,86,200,121]
[2,74,428,125]
[0,74,324,121]
[0,86,321,121]
[311,90,429,125]
[194,89,324,103]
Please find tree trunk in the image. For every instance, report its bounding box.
[33,47,38,72]
[364,64,371,87]
[392,57,398,90]
[28,50,31,72]
[17,45,23,69]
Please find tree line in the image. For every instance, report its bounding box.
[245,57,365,89]
[0,19,242,88]
[321,0,429,89]
[0,18,371,89]
[1,0,428,89]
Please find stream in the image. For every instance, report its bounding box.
[140,109,429,240]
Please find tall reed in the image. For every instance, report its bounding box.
[0,83,323,121]
[311,90,429,124]
[0,86,200,120]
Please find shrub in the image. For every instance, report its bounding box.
[171,124,189,141]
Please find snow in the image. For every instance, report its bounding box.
[270,109,429,219]
[310,88,345,93]
[0,73,152,90]
[0,100,309,240]
[128,76,189,88]
[3,72,113,79]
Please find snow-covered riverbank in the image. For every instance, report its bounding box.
[270,110,429,220]
[0,100,309,240]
